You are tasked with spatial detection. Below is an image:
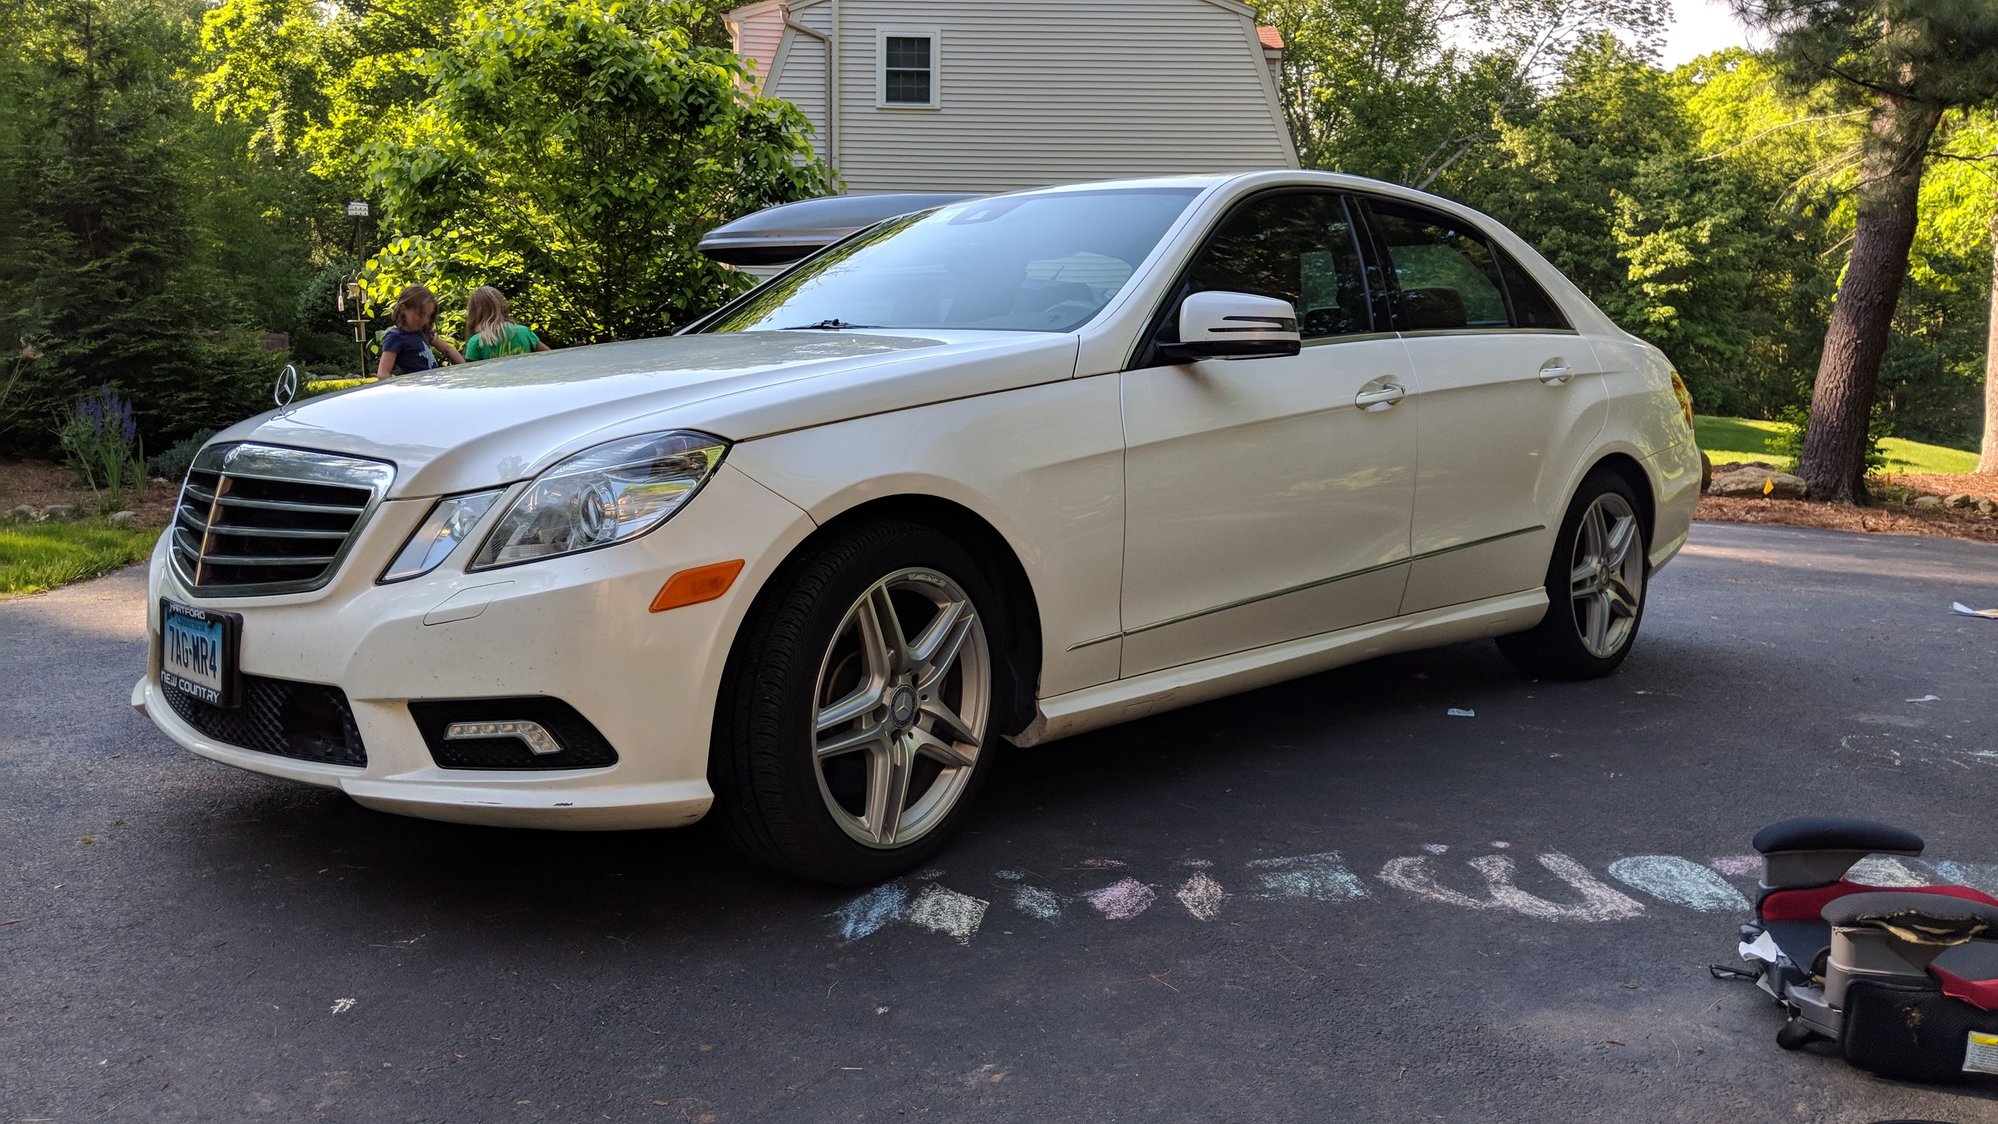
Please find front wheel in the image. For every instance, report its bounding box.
[1497,471,1648,680]
[710,521,1005,885]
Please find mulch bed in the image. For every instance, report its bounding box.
[0,458,179,531]
[1695,468,1998,545]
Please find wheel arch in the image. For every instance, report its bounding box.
[727,493,1045,739]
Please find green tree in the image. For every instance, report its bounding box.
[195,0,733,186]
[1435,40,1822,417]
[0,0,286,455]
[1260,0,1668,186]
[361,0,832,344]
[1733,0,1998,502]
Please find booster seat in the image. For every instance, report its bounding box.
[1727,816,1998,1082]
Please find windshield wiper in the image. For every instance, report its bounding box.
[782,319,878,330]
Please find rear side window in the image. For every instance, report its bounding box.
[1494,249,1570,330]
[1363,200,1568,332]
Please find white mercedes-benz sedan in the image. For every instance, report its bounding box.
[135,171,1700,884]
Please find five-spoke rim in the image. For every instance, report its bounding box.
[812,568,990,849]
[1568,493,1644,659]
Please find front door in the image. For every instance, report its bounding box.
[1119,190,1419,677]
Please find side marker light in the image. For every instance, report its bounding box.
[650,560,746,613]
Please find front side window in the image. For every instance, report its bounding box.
[1175,190,1374,342]
[1364,200,1570,332]
[881,32,936,106]
[699,188,1200,334]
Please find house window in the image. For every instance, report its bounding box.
[878,30,939,107]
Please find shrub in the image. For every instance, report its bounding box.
[146,428,217,484]
[1775,403,1891,474]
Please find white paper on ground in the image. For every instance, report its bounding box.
[1739,930,1782,964]
[1953,602,1998,620]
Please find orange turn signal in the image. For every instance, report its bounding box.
[649,560,745,613]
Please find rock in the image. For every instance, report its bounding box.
[1911,495,1944,509]
[108,510,136,527]
[1979,498,1998,515]
[40,503,75,520]
[7,504,37,522]
[1709,467,1808,500]
[1944,493,1975,509]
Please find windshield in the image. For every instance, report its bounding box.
[700,188,1202,334]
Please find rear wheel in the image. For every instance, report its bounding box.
[710,521,1004,885]
[1497,471,1648,680]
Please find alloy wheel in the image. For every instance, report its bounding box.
[812,568,990,848]
[1567,492,1644,659]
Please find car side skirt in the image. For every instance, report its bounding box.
[1012,588,1549,746]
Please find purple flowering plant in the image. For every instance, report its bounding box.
[56,385,145,507]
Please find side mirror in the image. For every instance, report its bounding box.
[1161,290,1302,361]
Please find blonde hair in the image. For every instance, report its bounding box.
[391,284,439,332]
[465,286,514,347]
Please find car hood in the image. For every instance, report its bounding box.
[221,329,1080,497]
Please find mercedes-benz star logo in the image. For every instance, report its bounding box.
[889,685,919,729]
[272,363,300,411]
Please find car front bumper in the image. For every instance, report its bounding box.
[133,464,815,830]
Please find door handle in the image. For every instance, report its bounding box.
[1538,361,1572,385]
[1354,382,1406,410]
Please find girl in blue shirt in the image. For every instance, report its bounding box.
[374,284,465,379]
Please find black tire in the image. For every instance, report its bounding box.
[1497,469,1648,680]
[709,520,1009,885]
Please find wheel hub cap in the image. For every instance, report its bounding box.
[888,683,918,729]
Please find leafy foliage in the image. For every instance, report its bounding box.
[361,0,832,344]
[0,0,306,455]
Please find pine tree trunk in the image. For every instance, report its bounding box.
[1981,209,1998,475]
[1799,95,1941,504]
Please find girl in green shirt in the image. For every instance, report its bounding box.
[463,286,551,361]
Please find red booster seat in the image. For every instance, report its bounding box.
[1723,816,1998,1082]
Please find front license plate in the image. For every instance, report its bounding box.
[160,599,239,707]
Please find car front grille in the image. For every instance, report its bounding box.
[161,672,368,768]
[170,443,395,596]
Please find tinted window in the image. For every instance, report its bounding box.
[701,188,1199,334]
[1495,248,1570,330]
[1366,201,1510,331]
[1179,191,1373,341]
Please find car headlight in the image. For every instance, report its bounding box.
[468,431,729,571]
[380,489,505,583]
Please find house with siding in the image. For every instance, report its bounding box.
[723,0,1297,194]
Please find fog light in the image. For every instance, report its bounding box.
[442,720,563,756]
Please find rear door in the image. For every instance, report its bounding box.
[1355,197,1609,615]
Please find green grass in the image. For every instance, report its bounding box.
[1694,414,1979,476]
[0,520,159,597]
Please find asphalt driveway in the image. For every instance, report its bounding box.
[3,522,1997,1122]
